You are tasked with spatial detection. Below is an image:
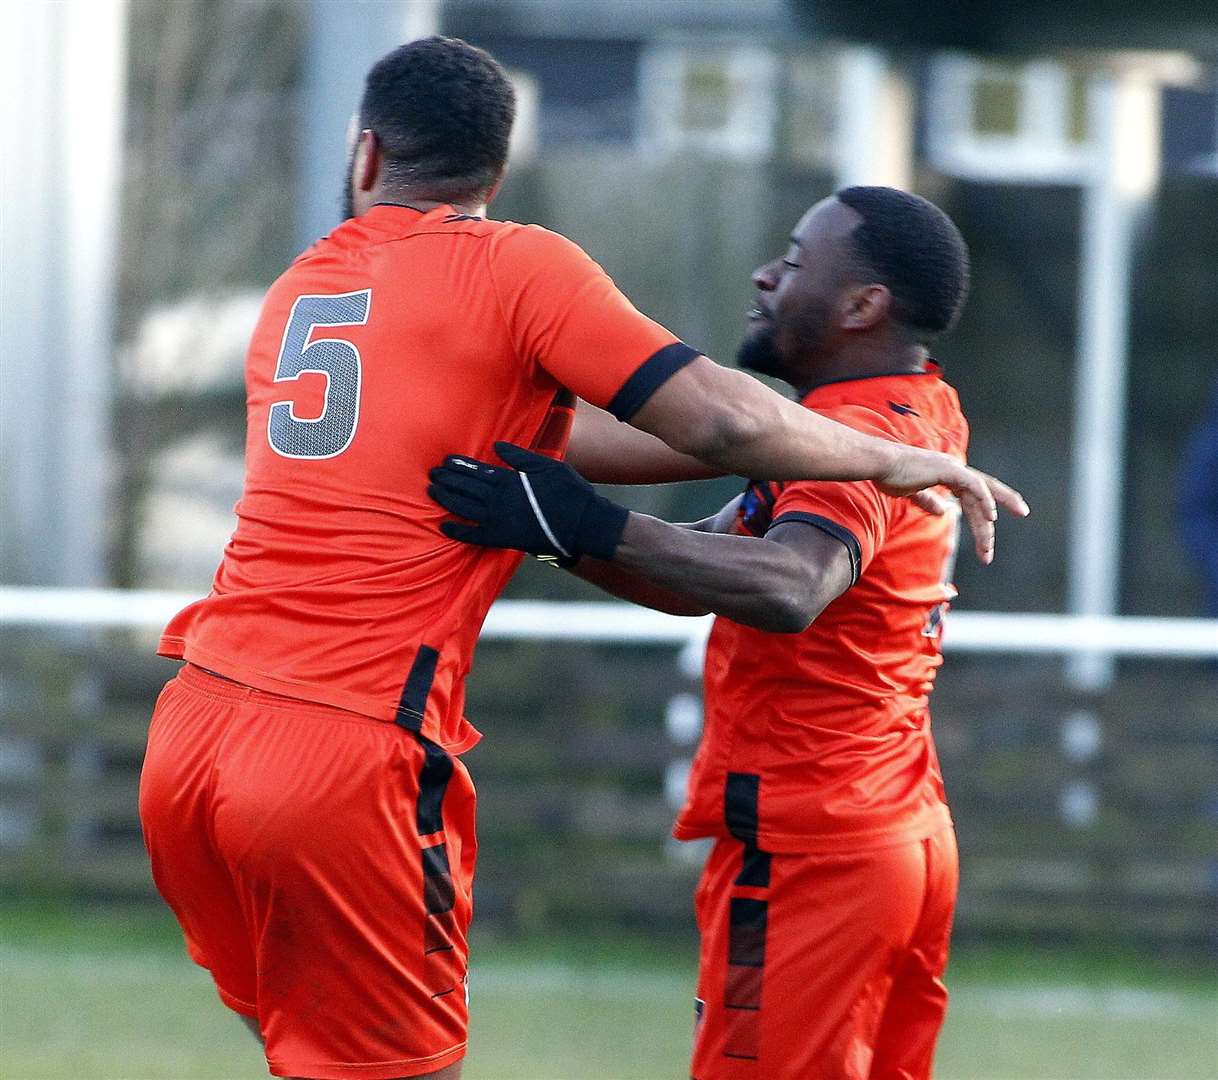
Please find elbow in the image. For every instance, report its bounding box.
[665,597,715,618]
[750,558,843,633]
[753,584,823,634]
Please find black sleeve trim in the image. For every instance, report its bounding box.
[605,342,700,421]
[767,511,862,586]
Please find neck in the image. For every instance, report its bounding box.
[792,339,928,397]
[371,185,486,218]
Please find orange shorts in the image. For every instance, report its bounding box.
[139,664,476,1079]
[691,826,958,1080]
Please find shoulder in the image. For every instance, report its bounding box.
[813,400,905,441]
[479,223,609,308]
[815,387,967,458]
[486,221,599,271]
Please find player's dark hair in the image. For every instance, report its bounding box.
[835,186,970,339]
[360,36,515,203]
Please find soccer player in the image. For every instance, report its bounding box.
[138,34,1024,1080]
[429,187,1019,1078]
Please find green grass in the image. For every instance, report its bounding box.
[1,904,1214,1079]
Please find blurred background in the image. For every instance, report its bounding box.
[2,1,1216,1077]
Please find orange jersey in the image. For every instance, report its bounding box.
[160,204,696,752]
[674,365,967,852]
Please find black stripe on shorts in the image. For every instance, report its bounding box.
[725,772,771,888]
[416,737,453,836]
[422,842,456,916]
[723,897,767,1060]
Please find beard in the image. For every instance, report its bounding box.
[340,144,356,222]
[738,296,837,386]
[736,324,788,379]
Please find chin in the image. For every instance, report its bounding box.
[736,328,787,379]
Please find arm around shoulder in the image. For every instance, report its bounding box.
[609,512,855,634]
[627,355,898,481]
[627,355,1029,563]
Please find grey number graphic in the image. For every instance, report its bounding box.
[267,289,371,459]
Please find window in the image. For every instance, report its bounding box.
[638,44,778,160]
[926,55,1093,183]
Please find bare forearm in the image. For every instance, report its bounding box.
[606,512,825,633]
[632,361,900,481]
[569,556,712,617]
[689,369,900,480]
[628,357,1028,563]
[567,400,724,484]
[565,495,745,616]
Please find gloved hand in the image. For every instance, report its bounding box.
[428,441,629,562]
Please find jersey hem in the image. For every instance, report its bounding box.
[267,1041,467,1079]
[672,802,953,854]
[216,984,259,1019]
[158,638,482,755]
[188,942,259,1019]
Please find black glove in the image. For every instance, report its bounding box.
[428,441,629,562]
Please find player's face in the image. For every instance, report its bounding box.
[738,199,859,383]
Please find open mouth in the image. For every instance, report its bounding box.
[747,306,769,321]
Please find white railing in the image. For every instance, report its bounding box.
[2,587,1216,657]
[4,586,1212,844]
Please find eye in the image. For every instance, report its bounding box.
[782,259,801,270]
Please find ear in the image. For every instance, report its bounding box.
[841,284,891,331]
[354,129,380,193]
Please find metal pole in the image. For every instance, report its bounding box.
[61,0,128,588]
[402,0,441,41]
[0,0,57,583]
[297,0,442,252]
[0,0,125,587]
[833,47,913,191]
[1066,70,1161,689]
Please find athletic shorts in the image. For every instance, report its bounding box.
[138,664,476,1079]
[690,826,958,1080]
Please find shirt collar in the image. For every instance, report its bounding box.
[799,360,944,407]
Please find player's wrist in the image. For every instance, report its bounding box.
[574,495,629,561]
[537,552,582,570]
[872,437,905,485]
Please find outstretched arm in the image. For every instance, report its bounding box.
[492,226,1025,552]
[621,356,1027,562]
[565,399,723,485]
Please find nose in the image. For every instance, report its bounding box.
[752,259,780,291]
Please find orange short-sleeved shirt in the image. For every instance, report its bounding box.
[674,365,968,852]
[159,205,697,751]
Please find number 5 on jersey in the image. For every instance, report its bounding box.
[267,289,372,459]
